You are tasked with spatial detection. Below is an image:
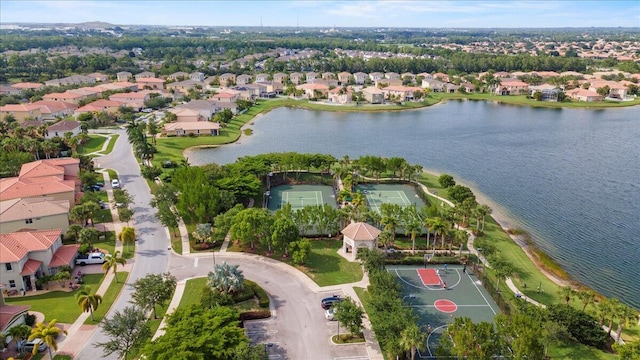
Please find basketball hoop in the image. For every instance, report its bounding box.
[424,253,434,262]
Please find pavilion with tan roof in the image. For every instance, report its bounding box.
[340,222,381,259]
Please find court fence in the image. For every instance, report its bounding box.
[475,266,512,315]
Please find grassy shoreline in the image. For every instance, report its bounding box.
[432,92,640,108]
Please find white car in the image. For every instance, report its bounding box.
[325,308,336,321]
[111,179,120,189]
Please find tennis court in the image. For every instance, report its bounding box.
[266,184,337,212]
[388,264,500,359]
[355,183,426,213]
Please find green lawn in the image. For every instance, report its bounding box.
[84,271,128,324]
[179,277,207,308]
[5,274,105,323]
[433,92,640,108]
[169,227,182,254]
[103,134,119,154]
[77,135,107,155]
[228,238,363,286]
[547,340,618,360]
[93,230,116,256]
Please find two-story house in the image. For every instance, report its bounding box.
[353,72,368,85]
[116,71,132,82]
[289,72,303,85]
[0,104,42,123]
[46,120,82,139]
[0,198,70,234]
[236,74,252,85]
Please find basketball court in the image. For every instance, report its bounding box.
[388,263,500,359]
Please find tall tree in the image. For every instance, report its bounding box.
[76,286,103,321]
[142,305,249,359]
[96,306,151,359]
[102,250,127,283]
[399,323,426,360]
[118,226,136,253]
[270,216,299,255]
[577,289,596,311]
[131,272,177,319]
[334,297,364,337]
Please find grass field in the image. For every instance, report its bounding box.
[84,271,128,324]
[433,92,640,108]
[77,135,107,155]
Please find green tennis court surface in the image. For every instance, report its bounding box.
[388,264,500,359]
[355,184,426,213]
[266,184,337,211]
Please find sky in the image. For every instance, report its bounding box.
[1,1,639,28]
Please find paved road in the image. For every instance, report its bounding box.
[170,252,369,360]
[76,129,170,360]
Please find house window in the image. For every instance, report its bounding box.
[9,280,16,288]
[25,219,33,224]
[5,263,13,271]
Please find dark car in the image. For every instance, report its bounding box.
[84,185,101,192]
[321,295,342,310]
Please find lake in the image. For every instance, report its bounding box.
[187,100,640,309]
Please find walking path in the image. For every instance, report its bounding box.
[56,170,130,357]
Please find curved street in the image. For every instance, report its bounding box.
[67,129,374,360]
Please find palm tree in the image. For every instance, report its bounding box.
[76,286,103,321]
[615,303,638,342]
[428,217,448,250]
[576,289,596,311]
[118,226,136,253]
[559,286,575,305]
[404,217,422,254]
[102,250,127,283]
[399,323,426,360]
[377,230,393,250]
[605,298,621,336]
[380,214,399,246]
[476,204,492,234]
[9,324,32,355]
[28,320,67,359]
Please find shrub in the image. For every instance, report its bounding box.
[200,286,234,307]
[192,242,214,251]
[25,313,36,326]
[234,282,256,303]
[547,304,610,349]
[239,310,271,321]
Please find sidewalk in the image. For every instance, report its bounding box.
[56,170,128,358]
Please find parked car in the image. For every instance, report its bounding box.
[321,295,342,310]
[18,338,47,353]
[162,160,177,168]
[95,181,104,187]
[325,307,336,320]
[111,179,120,189]
[99,200,106,209]
[76,252,106,266]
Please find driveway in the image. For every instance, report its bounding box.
[170,252,369,360]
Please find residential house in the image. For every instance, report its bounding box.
[529,84,562,101]
[289,72,303,85]
[0,230,80,292]
[322,72,336,80]
[11,82,44,91]
[0,85,21,96]
[443,83,460,93]
[566,88,603,102]
[46,120,82,139]
[0,104,42,123]
[460,83,476,93]
[296,83,330,99]
[189,72,205,82]
[353,72,368,85]
[13,158,80,202]
[109,92,151,110]
[338,72,352,85]
[255,74,270,83]
[401,72,416,84]
[495,79,529,95]
[212,101,239,114]
[311,78,339,88]
[0,198,70,234]
[210,91,239,103]
[432,72,450,82]
[166,80,203,96]
[31,100,76,121]
[385,72,400,80]
[44,75,95,87]
[374,78,402,88]
[136,78,165,90]
[110,81,140,92]
[174,100,216,120]
[116,71,132,82]
[87,72,109,82]
[167,71,189,81]
[163,121,220,137]
[305,72,318,83]
[421,79,446,92]
[328,87,353,104]
[134,71,155,81]
[255,81,284,95]
[362,86,384,104]
[588,80,628,99]
[42,91,88,105]
[232,85,262,101]
[0,289,31,336]
[381,86,423,101]
[417,72,433,80]
[272,73,288,84]
[74,99,125,117]
[167,108,205,122]
[236,74,252,85]
[369,72,384,82]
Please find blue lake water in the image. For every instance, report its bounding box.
[187,100,640,309]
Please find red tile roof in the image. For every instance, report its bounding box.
[20,259,42,275]
[49,244,80,268]
[0,304,31,332]
[0,176,75,201]
[0,230,61,263]
[341,222,381,241]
